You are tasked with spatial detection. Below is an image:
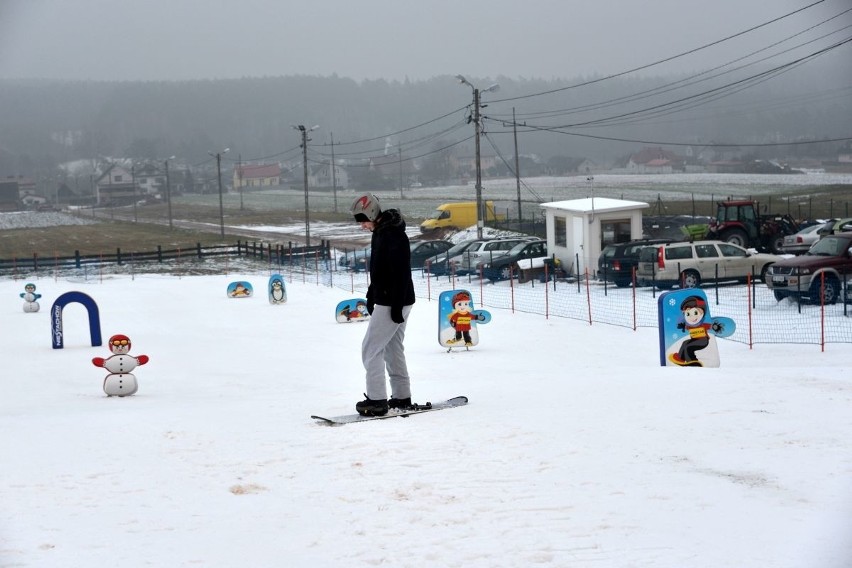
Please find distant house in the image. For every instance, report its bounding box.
[626,147,683,173]
[309,162,349,189]
[449,154,498,178]
[233,163,281,189]
[133,163,165,197]
[95,164,136,206]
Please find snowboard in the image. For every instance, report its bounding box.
[312,396,468,425]
[438,289,491,350]
[335,298,370,323]
[268,274,287,304]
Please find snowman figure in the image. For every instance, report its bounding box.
[92,334,149,397]
[20,282,41,313]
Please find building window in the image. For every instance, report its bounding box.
[555,216,567,247]
[601,219,631,246]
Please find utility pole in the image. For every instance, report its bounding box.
[398,147,404,199]
[512,107,522,223]
[456,75,499,240]
[238,154,244,211]
[294,124,318,246]
[208,148,229,237]
[473,87,483,238]
[330,132,338,213]
[131,164,138,223]
[164,156,174,230]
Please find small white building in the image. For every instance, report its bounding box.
[540,197,649,277]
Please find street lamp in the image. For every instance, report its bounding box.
[293,124,319,246]
[164,155,175,230]
[456,75,499,239]
[208,148,230,237]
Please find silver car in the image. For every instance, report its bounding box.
[637,240,780,289]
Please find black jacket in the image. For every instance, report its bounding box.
[367,209,415,308]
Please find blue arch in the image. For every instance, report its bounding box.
[51,291,102,349]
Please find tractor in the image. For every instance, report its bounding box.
[705,200,799,254]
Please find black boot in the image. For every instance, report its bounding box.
[388,397,412,410]
[356,394,388,416]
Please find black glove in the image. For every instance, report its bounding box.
[391,305,405,324]
[676,322,685,331]
[366,288,374,315]
[711,322,723,333]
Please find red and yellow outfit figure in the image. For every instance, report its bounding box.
[447,292,479,346]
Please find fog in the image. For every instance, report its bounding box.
[0,0,845,82]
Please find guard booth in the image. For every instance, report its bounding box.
[540,197,649,279]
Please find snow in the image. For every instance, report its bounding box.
[2,271,852,568]
[0,211,97,230]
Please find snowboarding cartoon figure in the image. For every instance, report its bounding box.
[446,291,483,347]
[20,282,42,312]
[92,334,150,396]
[338,299,370,322]
[669,295,726,367]
[227,281,253,298]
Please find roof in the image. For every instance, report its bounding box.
[235,163,281,179]
[540,197,649,214]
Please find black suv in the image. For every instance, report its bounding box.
[598,238,673,287]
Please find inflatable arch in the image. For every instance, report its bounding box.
[51,291,103,349]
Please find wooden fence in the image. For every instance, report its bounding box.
[0,240,332,276]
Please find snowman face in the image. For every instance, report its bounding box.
[109,337,131,354]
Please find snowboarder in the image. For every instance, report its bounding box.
[350,194,415,416]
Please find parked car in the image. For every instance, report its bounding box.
[478,240,548,281]
[348,240,452,271]
[636,240,780,289]
[424,238,481,276]
[338,247,370,269]
[409,239,453,268]
[456,236,539,275]
[765,232,852,304]
[781,221,831,255]
[598,238,675,287]
[816,217,852,237]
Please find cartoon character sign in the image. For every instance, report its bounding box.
[227,281,253,298]
[335,298,370,323]
[92,334,150,396]
[438,289,492,351]
[268,274,287,304]
[20,282,42,313]
[657,289,735,368]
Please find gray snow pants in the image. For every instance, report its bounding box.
[361,304,413,400]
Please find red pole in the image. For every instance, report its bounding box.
[509,265,515,313]
[820,272,826,352]
[632,269,637,331]
[585,268,592,325]
[747,274,753,349]
[544,263,550,319]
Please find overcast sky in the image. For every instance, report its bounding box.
[0,0,843,83]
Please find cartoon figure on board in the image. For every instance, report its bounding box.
[438,289,491,351]
[92,334,150,396]
[227,281,253,298]
[268,274,287,304]
[657,289,735,368]
[336,298,370,323]
[20,282,41,313]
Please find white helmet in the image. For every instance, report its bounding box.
[351,194,382,222]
